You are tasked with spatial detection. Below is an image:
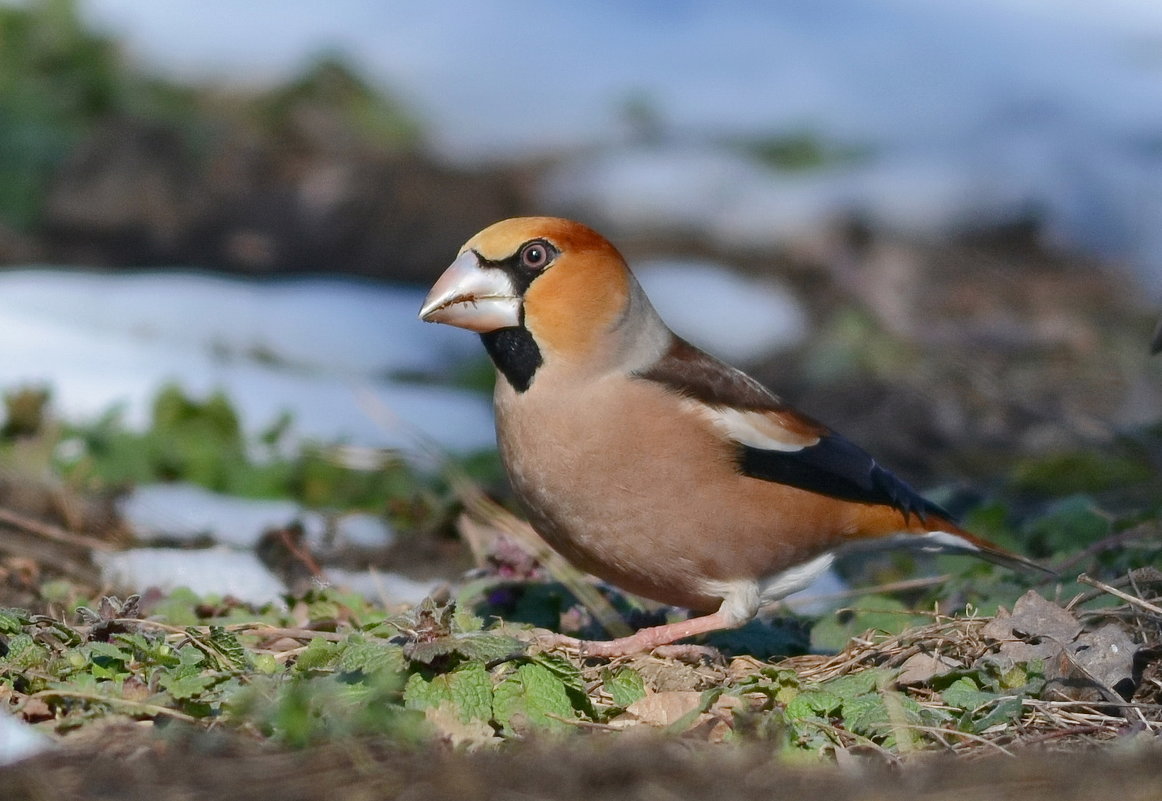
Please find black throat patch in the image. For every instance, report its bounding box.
[480,327,543,393]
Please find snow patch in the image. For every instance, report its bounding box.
[0,270,496,452]
[118,483,308,547]
[636,259,807,362]
[95,547,289,606]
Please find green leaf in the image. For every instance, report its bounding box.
[403,672,451,710]
[784,689,842,721]
[841,693,890,738]
[0,608,29,634]
[404,663,493,724]
[406,632,524,665]
[293,637,342,673]
[819,668,893,700]
[492,662,574,734]
[336,638,406,676]
[530,653,594,718]
[183,626,254,672]
[158,670,217,701]
[86,641,130,663]
[967,695,1024,733]
[941,677,998,711]
[208,626,252,671]
[447,662,493,723]
[0,634,49,671]
[602,666,647,708]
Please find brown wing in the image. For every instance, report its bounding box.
[634,336,951,524]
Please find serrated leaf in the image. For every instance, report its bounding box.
[158,670,217,701]
[447,662,493,723]
[819,668,893,700]
[492,662,574,734]
[529,653,585,693]
[451,604,486,633]
[841,693,889,737]
[177,644,207,668]
[0,634,49,671]
[208,626,252,670]
[0,608,28,634]
[530,653,595,718]
[86,641,131,663]
[113,632,180,668]
[452,633,525,662]
[784,689,842,721]
[406,632,524,665]
[184,626,253,672]
[825,689,928,748]
[405,663,492,724]
[403,672,452,711]
[967,695,1024,733]
[294,637,342,673]
[336,639,406,676]
[602,666,647,708]
[941,677,998,711]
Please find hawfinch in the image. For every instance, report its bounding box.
[420,217,1047,656]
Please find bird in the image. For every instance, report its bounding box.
[419,217,1050,657]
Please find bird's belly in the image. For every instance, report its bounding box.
[495,386,830,612]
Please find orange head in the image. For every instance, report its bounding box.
[420,217,643,369]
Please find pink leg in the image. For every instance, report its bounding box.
[537,605,741,658]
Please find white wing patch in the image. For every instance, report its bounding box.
[692,403,820,452]
[918,530,981,553]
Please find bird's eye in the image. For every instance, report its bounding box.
[519,240,553,270]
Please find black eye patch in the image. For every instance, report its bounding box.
[474,239,559,296]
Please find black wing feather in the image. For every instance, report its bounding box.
[636,335,952,524]
[738,433,951,524]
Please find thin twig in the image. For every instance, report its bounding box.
[0,505,115,551]
[891,723,1015,757]
[79,618,349,642]
[29,689,198,722]
[1077,573,1162,618]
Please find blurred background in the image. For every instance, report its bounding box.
[0,0,1160,609]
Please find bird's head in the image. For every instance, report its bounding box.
[419,217,640,364]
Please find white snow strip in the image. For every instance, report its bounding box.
[118,483,306,546]
[323,568,441,606]
[0,270,496,453]
[95,547,289,606]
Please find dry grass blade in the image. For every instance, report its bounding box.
[1077,573,1162,618]
[0,506,115,552]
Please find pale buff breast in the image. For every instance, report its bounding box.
[492,369,859,612]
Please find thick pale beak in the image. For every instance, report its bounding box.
[418,250,521,332]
